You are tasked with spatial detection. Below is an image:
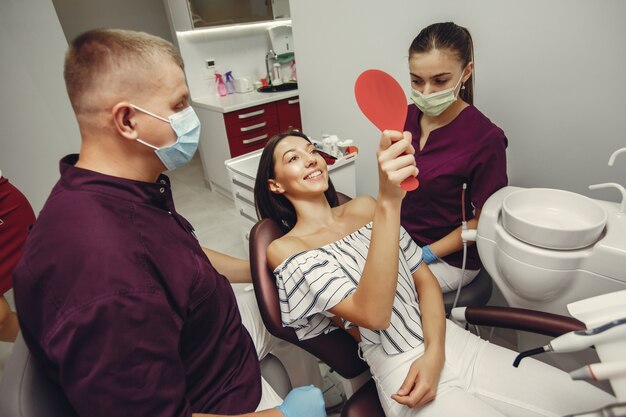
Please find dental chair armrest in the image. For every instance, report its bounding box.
[451,306,586,337]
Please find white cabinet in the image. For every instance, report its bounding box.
[225,149,357,254]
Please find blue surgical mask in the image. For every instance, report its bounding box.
[410,73,464,117]
[132,105,201,170]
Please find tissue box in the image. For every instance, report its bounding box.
[234,77,253,93]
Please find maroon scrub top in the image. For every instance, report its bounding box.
[0,176,35,295]
[401,105,508,269]
[14,155,261,417]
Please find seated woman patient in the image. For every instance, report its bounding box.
[253,130,614,417]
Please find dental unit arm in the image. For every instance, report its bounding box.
[513,317,626,368]
[451,305,626,415]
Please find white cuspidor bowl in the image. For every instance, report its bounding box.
[502,188,607,250]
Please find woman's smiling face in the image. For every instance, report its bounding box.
[269,135,329,197]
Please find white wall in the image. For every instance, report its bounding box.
[53,0,173,43]
[165,0,295,101]
[290,0,626,201]
[0,0,79,214]
[177,23,281,100]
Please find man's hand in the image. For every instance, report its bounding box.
[276,385,326,417]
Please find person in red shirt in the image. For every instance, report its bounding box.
[0,172,35,342]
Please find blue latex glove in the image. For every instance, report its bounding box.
[422,245,439,265]
[276,385,326,417]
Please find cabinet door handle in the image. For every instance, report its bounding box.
[235,192,254,206]
[232,178,254,192]
[238,109,265,119]
[287,98,300,105]
[239,209,258,223]
[240,122,266,132]
[242,134,268,145]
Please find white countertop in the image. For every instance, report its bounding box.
[192,89,299,113]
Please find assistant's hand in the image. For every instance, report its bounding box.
[275,385,326,417]
[391,349,444,408]
[377,130,417,201]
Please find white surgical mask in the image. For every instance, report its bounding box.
[132,105,201,170]
[410,73,465,117]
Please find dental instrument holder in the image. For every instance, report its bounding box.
[513,317,626,367]
[515,290,626,403]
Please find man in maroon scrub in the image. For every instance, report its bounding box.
[13,29,324,417]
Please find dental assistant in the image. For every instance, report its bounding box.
[401,22,508,292]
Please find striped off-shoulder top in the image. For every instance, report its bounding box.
[273,223,424,355]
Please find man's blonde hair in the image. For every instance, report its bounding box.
[64,29,184,114]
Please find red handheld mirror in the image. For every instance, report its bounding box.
[354,69,419,191]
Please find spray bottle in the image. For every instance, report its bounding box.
[290,59,297,81]
[215,73,227,97]
[225,71,235,95]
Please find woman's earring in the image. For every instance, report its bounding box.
[461,82,466,90]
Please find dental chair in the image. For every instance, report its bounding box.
[250,217,382,417]
[0,333,292,417]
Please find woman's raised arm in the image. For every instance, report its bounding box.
[329,130,418,329]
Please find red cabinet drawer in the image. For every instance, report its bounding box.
[224,104,278,139]
[223,97,301,158]
[276,97,302,132]
[227,125,280,157]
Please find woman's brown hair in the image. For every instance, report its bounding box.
[409,22,474,105]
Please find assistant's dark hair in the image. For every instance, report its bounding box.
[254,130,339,233]
[409,22,474,105]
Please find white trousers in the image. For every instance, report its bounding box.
[427,260,480,293]
[360,320,615,417]
[255,378,283,411]
[234,288,323,410]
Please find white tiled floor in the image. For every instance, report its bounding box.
[168,155,248,259]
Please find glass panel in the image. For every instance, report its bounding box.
[188,0,274,28]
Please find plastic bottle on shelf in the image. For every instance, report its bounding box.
[215,73,227,96]
[321,134,332,155]
[225,71,235,95]
[328,135,339,157]
[290,60,297,81]
[272,63,283,85]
